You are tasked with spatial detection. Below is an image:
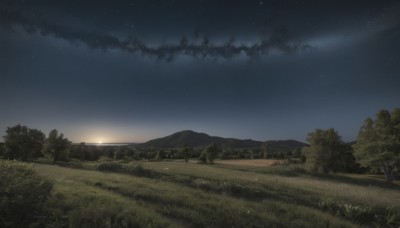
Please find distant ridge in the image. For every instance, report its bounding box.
[140,130,307,149]
[262,140,308,151]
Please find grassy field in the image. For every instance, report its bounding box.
[33,160,400,227]
[214,159,282,166]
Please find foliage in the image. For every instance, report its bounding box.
[3,124,45,161]
[97,162,123,172]
[292,147,302,158]
[126,163,156,177]
[220,144,231,159]
[69,142,102,161]
[261,143,269,159]
[353,109,400,182]
[155,149,166,160]
[114,148,126,160]
[303,128,357,173]
[0,160,53,227]
[180,144,192,162]
[44,129,72,164]
[198,150,208,163]
[201,143,219,164]
[318,196,400,226]
[0,143,4,158]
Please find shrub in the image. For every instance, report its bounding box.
[97,162,123,172]
[317,196,400,226]
[127,163,154,177]
[56,160,83,169]
[0,160,53,227]
[198,151,208,163]
[155,149,166,160]
[98,156,113,162]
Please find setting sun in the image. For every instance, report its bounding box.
[97,140,103,144]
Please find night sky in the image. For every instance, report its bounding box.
[1,0,399,143]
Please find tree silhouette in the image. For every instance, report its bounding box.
[353,109,400,182]
[3,124,45,161]
[44,129,71,164]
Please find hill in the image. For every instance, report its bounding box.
[141,130,261,148]
[140,130,307,149]
[263,140,308,150]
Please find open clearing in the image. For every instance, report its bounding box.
[33,161,400,227]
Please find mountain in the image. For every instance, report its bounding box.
[140,130,307,149]
[263,140,308,151]
[141,130,261,148]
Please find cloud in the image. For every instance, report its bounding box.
[0,4,308,61]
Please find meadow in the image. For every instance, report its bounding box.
[28,159,400,227]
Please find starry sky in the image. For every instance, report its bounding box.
[1,0,399,143]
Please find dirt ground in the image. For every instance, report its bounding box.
[215,159,282,167]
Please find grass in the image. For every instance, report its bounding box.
[32,160,400,227]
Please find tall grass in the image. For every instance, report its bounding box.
[31,161,400,227]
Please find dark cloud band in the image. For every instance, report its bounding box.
[0,5,307,61]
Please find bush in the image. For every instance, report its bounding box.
[198,151,207,163]
[98,156,113,162]
[126,163,155,177]
[0,160,53,227]
[56,160,83,169]
[97,162,123,172]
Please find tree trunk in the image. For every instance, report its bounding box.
[53,151,57,165]
[382,165,395,182]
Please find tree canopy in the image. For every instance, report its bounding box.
[353,109,400,181]
[3,124,45,161]
[44,129,72,164]
[180,144,192,162]
[200,143,219,164]
[303,128,355,173]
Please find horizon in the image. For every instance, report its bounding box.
[0,127,357,144]
[1,0,399,144]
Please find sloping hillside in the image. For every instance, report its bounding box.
[141,130,307,149]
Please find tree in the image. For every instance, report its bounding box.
[261,143,270,159]
[69,142,87,160]
[353,109,400,182]
[44,129,72,164]
[202,143,219,164]
[199,151,207,163]
[303,128,349,173]
[113,148,126,160]
[78,142,87,160]
[292,148,302,158]
[3,124,45,161]
[180,144,192,162]
[220,144,231,159]
[249,150,255,159]
[0,143,4,158]
[155,149,166,160]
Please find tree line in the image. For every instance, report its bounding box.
[1,125,71,164]
[1,108,399,181]
[303,108,400,182]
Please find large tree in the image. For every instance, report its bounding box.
[303,128,353,173]
[0,143,4,158]
[44,129,72,164]
[3,124,45,161]
[180,144,192,162]
[201,143,219,164]
[353,109,400,182]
